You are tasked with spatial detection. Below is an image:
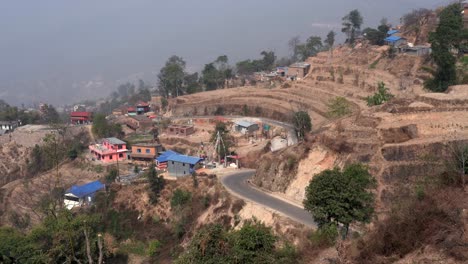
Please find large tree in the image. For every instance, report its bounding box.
[147,164,165,204]
[158,55,186,97]
[426,3,465,92]
[303,163,377,238]
[325,31,336,56]
[342,9,364,44]
[293,111,312,140]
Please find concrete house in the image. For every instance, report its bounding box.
[167,125,195,136]
[0,120,21,133]
[136,101,151,115]
[64,181,105,210]
[234,120,259,134]
[166,154,202,177]
[89,137,128,163]
[130,143,163,163]
[287,62,311,79]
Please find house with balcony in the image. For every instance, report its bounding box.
[130,143,163,163]
[89,137,128,163]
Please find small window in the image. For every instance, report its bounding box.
[171,161,174,164]
[119,153,123,158]
[109,155,113,160]
[118,145,122,149]
[182,163,185,167]
[145,149,151,154]
[137,149,142,153]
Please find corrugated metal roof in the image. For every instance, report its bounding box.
[66,181,105,198]
[235,120,256,128]
[167,154,202,165]
[105,137,126,145]
[156,150,180,163]
[385,35,403,42]
[387,29,399,35]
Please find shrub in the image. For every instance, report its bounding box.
[327,97,352,118]
[309,223,338,248]
[366,82,393,106]
[171,189,192,209]
[147,239,162,257]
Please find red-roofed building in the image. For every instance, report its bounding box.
[136,101,150,114]
[70,112,93,125]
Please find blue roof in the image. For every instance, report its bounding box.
[387,29,399,35]
[385,35,403,42]
[66,181,105,198]
[167,154,202,165]
[156,150,180,163]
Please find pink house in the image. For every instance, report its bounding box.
[89,137,128,163]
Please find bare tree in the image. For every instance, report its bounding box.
[447,140,468,187]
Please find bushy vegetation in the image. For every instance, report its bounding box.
[366,82,394,106]
[147,165,165,204]
[171,189,192,208]
[303,163,376,238]
[91,113,122,138]
[175,220,298,264]
[327,96,352,118]
[0,100,59,125]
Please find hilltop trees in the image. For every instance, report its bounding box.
[304,164,377,238]
[202,55,234,91]
[289,36,323,62]
[426,3,466,92]
[342,9,363,45]
[236,51,277,75]
[325,31,336,57]
[158,55,187,97]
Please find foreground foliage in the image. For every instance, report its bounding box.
[303,163,376,238]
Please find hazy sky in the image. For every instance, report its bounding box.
[0,0,450,106]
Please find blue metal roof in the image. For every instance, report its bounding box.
[387,29,399,35]
[385,35,403,42]
[167,154,202,165]
[235,120,256,128]
[66,181,105,198]
[156,150,180,163]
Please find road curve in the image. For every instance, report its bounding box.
[221,170,317,227]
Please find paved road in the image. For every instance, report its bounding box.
[221,170,316,227]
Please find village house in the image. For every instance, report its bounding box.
[136,101,150,115]
[234,120,259,135]
[127,107,137,116]
[287,62,311,80]
[130,143,163,163]
[89,137,128,163]
[401,45,432,56]
[0,120,21,133]
[166,124,195,136]
[126,115,153,132]
[385,35,407,47]
[163,152,202,177]
[70,111,93,125]
[63,181,105,210]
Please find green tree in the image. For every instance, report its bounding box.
[184,72,202,94]
[296,36,323,61]
[327,96,352,118]
[147,164,165,204]
[303,163,377,238]
[158,55,186,97]
[342,9,364,44]
[293,111,312,140]
[325,31,336,56]
[170,189,192,209]
[91,113,122,138]
[231,220,277,263]
[363,23,389,46]
[426,3,465,92]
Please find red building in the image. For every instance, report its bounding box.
[70,112,93,125]
[89,137,128,163]
[136,101,150,115]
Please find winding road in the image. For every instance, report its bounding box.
[221,170,316,227]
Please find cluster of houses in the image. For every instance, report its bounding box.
[384,29,432,56]
[253,62,312,82]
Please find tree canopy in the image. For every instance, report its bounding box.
[426,3,466,92]
[303,163,376,238]
[342,9,364,44]
[293,111,312,140]
[158,56,187,97]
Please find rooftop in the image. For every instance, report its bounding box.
[66,181,105,198]
[70,111,92,117]
[105,137,126,145]
[387,29,399,35]
[385,35,405,42]
[235,120,256,128]
[290,62,310,68]
[167,154,202,165]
